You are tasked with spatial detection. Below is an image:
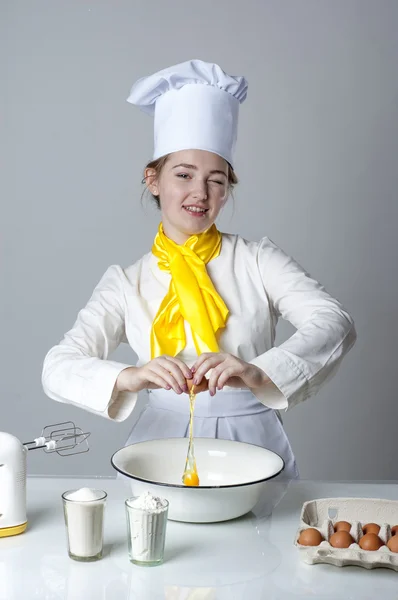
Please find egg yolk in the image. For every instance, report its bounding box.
[182,387,200,487]
[183,471,200,487]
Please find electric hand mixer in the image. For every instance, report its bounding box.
[0,421,90,538]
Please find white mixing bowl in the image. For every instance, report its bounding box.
[111,437,284,523]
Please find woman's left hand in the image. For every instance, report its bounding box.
[192,353,270,396]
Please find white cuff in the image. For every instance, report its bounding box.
[250,347,309,411]
[43,360,138,422]
[249,379,288,410]
[108,389,138,422]
[79,360,134,414]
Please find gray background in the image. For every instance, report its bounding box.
[2,0,397,480]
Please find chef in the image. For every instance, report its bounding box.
[42,59,356,480]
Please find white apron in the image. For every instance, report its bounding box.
[124,388,299,481]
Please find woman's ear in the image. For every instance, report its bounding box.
[144,168,159,196]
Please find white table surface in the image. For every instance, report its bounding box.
[1,477,397,599]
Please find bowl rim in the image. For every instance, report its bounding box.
[110,437,285,489]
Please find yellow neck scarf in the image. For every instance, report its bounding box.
[151,223,229,359]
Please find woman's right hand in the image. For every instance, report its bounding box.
[115,356,193,395]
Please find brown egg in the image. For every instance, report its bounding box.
[298,528,324,546]
[362,523,380,535]
[334,521,351,533]
[329,531,354,548]
[391,525,398,537]
[387,535,398,553]
[359,533,384,551]
[186,377,208,394]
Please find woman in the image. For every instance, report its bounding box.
[42,60,356,480]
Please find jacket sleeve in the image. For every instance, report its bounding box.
[249,238,357,411]
[42,265,138,421]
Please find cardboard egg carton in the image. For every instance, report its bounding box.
[294,497,398,570]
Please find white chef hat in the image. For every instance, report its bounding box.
[127,59,248,167]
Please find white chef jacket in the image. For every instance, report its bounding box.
[42,234,356,422]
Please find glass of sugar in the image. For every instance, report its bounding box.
[125,492,169,566]
[62,487,107,561]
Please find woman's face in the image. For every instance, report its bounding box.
[146,149,229,244]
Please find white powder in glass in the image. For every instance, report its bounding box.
[66,488,104,502]
[130,491,168,513]
[63,488,106,558]
[126,491,169,563]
